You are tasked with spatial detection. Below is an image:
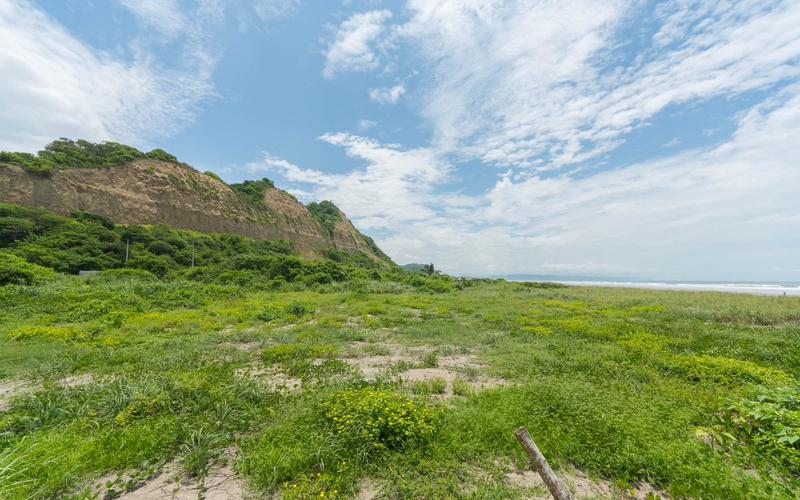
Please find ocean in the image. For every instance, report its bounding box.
[545,280,800,296]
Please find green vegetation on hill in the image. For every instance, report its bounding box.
[0,203,294,277]
[0,278,798,499]
[359,230,394,265]
[229,178,275,209]
[0,203,448,293]
[0,139,392,267]
[0,138,184,173]
[307,200,341,236]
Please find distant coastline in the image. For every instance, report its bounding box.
[492,275,800,296]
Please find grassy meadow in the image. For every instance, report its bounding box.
[1,275,799,499]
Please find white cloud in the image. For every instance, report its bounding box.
[445,91,799,278]
[322,9,392,79]
[250,133,450,229]
[0,0,213,152]
[118,0,187,39]
[275,88,800,279]
[397,0,800,169]
[254,0,300,20]
[358,119,377,130]
[369,83,406,104]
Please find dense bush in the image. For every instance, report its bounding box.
[715,387,800,473]
[0,252,56,285]
[203,171,225,183]
[0,203,297,275]
[0,139,186,172]
[229,178,275,208]
[0,203,460,295]
[125,255,170,278]
[307,201,340,235]
[323,388,440,451]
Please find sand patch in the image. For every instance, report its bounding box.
[506,468,669,499]
[221,341,262,352]
[342,344,506,396]
[400,366,507,398]
[0,374,97,411]
[235,364,302,392]
[60,373,95,387]
[0,379,32,411]
[356,479,381,500]
[89,462,245,500]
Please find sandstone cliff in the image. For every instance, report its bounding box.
[0,159,384,261]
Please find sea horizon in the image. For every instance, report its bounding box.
[494,275,800,296]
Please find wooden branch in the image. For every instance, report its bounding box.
[514,426,571,500]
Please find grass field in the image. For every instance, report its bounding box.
[1,275,799,499]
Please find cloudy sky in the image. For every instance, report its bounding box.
[1,0,799,280]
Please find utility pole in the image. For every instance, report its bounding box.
[125,240,129,262]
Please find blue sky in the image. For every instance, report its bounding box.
[1,0,799,280]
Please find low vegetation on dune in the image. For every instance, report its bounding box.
[0,203,799,499]
[0,256,798,499]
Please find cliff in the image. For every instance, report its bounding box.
[0,159,385,262]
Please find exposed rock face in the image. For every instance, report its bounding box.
[0,159,379,260]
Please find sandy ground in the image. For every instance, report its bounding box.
[235,364,303,392]
[343,343,507,398]
[506,467,670,499]
[89,462,246,500]
[0,379,32,411]
[356,479,381,500]
[0,373,96,411]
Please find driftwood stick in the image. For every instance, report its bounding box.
[514,426,571,500]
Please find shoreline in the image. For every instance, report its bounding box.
[546,280,800,296]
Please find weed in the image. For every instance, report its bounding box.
[429,377,446,394]
[421,350,438,368]
[452,378,474,397]
[323,388,440,452]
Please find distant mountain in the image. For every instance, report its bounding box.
[401,263,428,272]
[0,139,393,264]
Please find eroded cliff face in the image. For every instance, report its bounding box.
[0,159,380,260]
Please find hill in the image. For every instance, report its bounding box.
[0,139,391,264]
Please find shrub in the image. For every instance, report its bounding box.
[285,301,310,318]
[452,378,474,397]
[665,354,793,386]
[411,381,431,395]
[145,148,177,162]
[7,325,80,342]
[0,216,34,244]
[306,201,341,235]
[429,377,446,394]
[716,386,800,473]
[64,300,112,322]
[421,351,438,368]
[0,252,56,286]
[91,268,158,282]
[323,388,440,451]
[261,344,337,364]
[256,306,281,322]
[214,270,260,286]
[69,209,115,230]
[203,171,225,183]
[125,255,170,278]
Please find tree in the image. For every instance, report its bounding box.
[422,263,435,276]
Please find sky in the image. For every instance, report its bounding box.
[1,0,799,281]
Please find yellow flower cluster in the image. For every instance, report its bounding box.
[323,388,438,449]
[7,325,79,342]
[282,472,342,500]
